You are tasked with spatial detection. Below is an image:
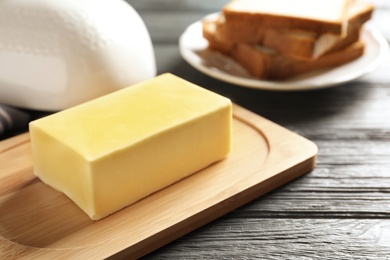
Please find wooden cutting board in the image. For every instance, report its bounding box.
[0,104,317,259]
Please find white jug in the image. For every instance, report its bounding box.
[0,0,156,111]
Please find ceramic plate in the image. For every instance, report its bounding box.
[179,13,388,91]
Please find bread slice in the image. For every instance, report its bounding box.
[261,27,361,60]
[222,0,353,35]
[231,41,364,80]
[202,22,365,80]
[202,19,234,55]
[215,0,373,59]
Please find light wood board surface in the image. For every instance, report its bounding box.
[0,105,317,259]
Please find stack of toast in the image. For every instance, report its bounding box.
[202,0,374,80]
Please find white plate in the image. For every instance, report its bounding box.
[179,13,389,91]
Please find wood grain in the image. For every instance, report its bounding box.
[1,0,389,258]
[146,218,390,259]
[0,105,316,259]
[140,1,390,258]
[0,133,33,197]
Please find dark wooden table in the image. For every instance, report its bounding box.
[128,1,390,259]
[2,0,390,259]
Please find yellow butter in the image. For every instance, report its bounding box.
[29,73,232,220]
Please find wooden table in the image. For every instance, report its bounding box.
[2,0,390,259]
[130,1,390,259]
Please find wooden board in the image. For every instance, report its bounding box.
[0,104,317,259]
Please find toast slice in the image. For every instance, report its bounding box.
[202,19,234,56]
[261,27,361,60]
[215,0,373,59]
[222,0,353,35]
[202,22,365,80]
[231,42,364,80]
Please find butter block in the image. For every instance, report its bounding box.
[29,73,232,220]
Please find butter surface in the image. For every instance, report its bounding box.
[29,73,232,220]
